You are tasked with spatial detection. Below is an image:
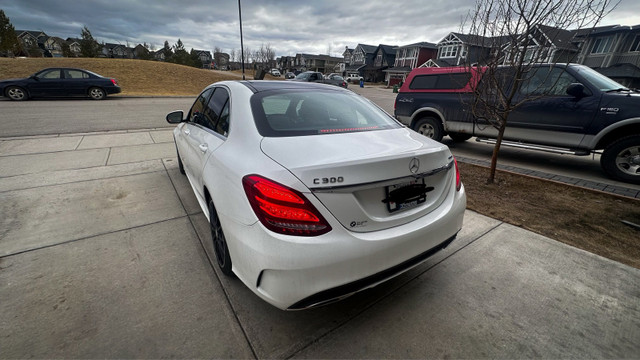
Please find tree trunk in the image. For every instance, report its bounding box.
[488,118,507,184]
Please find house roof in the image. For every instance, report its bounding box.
[444,32,510,47]
[16,30,47,39]
[535,24,579,51]
[396,41,437,50]
[356,44,377,54]
[572,24,640,37]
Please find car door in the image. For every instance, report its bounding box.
[28,69,64,97]
[474,66,600,148]
[62,69,91,96]
[178,88,214,181]
[182,86,230,200]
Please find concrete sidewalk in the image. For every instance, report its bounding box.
[1,129,639,358]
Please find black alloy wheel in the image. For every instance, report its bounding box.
[209,199,233,275]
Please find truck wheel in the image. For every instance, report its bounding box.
[413,117,444,142]
[601,135,640,184]
[449,133,472,142]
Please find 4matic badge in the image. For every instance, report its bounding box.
[350,220,368,228]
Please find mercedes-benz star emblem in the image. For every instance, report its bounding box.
[409,157,420,174]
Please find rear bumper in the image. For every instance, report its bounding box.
[106,86,122,95]
[221,183,466,310]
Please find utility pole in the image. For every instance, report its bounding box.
[238,0,245,80]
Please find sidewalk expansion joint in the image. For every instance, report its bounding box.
[0,215,190,260]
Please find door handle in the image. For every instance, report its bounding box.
[183,129,191,135]
[198,144,208,153]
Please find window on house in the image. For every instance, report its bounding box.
[591,37,613,54]
[439,45,458,58]
[630,35,640,52]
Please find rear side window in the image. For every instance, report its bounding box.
[64,70,89,79]
[251,89,401,137]
[203,87,230,136]
[409,73,472,90]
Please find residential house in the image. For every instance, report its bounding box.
[15,30,47,57]
[276,56,296,72]
[194,49,213,68]
[501,24,579,65]
[341,47,354,75]
[65,38,81,57]
[384,42,438,85]
[133,44,150,59]
[346,44,376,80]
[102,43,133,58]
[42,36,66,57]
[575,25,640,88]
[152,50,165,61]
[363,44,397,83]
[214,52,230,70]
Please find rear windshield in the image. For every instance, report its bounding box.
[250,89,401,137]
[409,72,472,90]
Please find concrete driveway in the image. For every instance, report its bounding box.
[1,129,639,358]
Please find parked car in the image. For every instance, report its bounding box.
[166,80,466,310]
[270,69,281,77]
[346,73,364,83]
[394,64,640,184]
[290,71,348,88]
[324,73,340,79]
[284,72,296,79]
[0,67,121,101]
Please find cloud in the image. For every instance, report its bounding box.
[1,0,638,57]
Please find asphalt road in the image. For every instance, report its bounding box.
[0,97,192,137]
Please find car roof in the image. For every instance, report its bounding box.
[239,80,348,93]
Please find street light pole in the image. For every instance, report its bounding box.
[238,0,245,80]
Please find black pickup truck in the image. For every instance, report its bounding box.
[289,71,348,88]
[394,63,640,184]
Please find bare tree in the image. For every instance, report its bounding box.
[461,0,616,183]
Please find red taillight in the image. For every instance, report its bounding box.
[242,175,332,236]
[111,78,118,86]
[454,157,462,191]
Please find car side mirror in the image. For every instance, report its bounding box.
[566,83,586,98]
[30,75,39,81]
[166,110,184,124]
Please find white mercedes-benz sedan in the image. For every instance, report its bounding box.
[166,81,466,310]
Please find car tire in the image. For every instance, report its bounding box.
[601,135,640,184]
[209,199,233,276]
[6,86,28,101]
[88,87,106,100]
[413,117,444,142]
[449,132,473,142]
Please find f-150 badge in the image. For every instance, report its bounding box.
[600,107,619,115]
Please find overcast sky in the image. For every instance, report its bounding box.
[2,0,640,58]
